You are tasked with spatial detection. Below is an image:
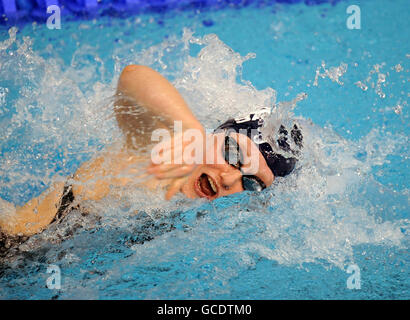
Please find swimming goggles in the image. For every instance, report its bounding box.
[223,135,266,192]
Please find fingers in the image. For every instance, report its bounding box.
[147,163,177,173]
[148,164,196,179]
[149,135,199,179]
[149,130,207,182]
[151,131,206,166]
[165,177,188,200]
[151,131,186,164]
[151,138,184,165]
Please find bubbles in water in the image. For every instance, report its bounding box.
[355,81,368,91]
[0,27,408,291]
[0,87,8,105]
[394,104,403,115]
[356,63,389,99]
[173,30,276,129]
[313,61,348,86]
[0,27,17,51]
[376,73,386,99]
[0,26,120,204]
[394,64,403,72]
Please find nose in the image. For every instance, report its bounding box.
[220,169,242,189]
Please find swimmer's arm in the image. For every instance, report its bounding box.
[116,65,206,200]
[0,182,65,237]
[0,174,110,237]
[116,65,204,132]
[0,150,131,237]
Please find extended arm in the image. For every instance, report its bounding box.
[115,65,204,148]
[0,148,135,237]
[0,65,203,237]
[0,182,65,236]
[116,65,203,131]
[115,65,207,199]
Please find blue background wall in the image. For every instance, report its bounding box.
[1,0,342,23]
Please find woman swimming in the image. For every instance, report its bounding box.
[0,65,302,240]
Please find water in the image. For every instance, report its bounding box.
[0,0,409,299]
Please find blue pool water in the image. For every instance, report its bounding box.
[0,0,409,299]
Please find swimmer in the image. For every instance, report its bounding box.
[0,65,303,240]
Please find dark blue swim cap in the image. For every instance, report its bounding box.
[214,114,303,177]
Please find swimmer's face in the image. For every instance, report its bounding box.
[181,132,274,200]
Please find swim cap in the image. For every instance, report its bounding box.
[214,113,303,177]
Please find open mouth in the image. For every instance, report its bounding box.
[196,173,218,199]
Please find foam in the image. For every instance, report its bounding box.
[0,27,408,277]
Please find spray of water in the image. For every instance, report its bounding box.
[0,27,408,281]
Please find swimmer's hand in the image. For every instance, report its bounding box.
[147,127,206,179]
[147,126,206,200]
[164,176,190,200]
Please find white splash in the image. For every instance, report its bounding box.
[313,61,348,86]
[0,28,407,274]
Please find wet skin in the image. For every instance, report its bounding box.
[149,132,274,200]
[0,65,274,237]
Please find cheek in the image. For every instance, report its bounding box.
[222,184,243,197]
[181,172,199,199]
